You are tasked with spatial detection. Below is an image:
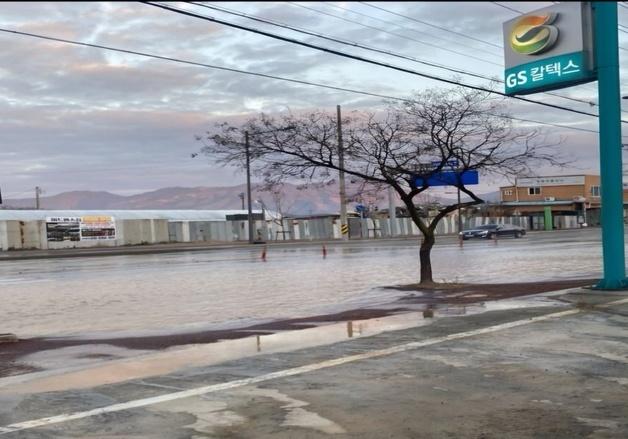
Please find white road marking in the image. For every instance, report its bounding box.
[0,308,580,435]
[598,297,628,308]
[0,278,48,285]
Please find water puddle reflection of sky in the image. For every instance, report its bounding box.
[0,293,564,394]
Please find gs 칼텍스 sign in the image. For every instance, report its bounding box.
[503,2,596,95]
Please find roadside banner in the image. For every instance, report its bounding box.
[46,217,81,242]
[45,216,116,242]
[79,215,116,240]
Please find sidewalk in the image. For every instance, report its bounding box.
[1,287,627,438]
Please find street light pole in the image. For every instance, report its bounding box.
[245,131,254,244]
[457,186,463,232]
[337,105,348,240]
[457,186,464,247]
[255,199,267,242]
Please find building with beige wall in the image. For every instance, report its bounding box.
[497,174,628,230]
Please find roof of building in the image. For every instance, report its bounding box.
[0,210,263,221]
[500,201,575,206]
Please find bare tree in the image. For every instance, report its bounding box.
[256,181,297,240]
[197,87,564,285]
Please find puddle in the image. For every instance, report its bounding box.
[0,293,569,395]
[0,311,431,394]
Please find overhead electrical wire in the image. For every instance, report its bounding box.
[0,27,605,136]
[490,2,522,14]
[144,1,628,125]
[358,1,502,49]
[193,2,600,110]
[191,3,499,81]
[320,2,502,59]
[291,1,626,104]
[284,1,502,67]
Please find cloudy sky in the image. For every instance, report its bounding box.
[1,1,627,199]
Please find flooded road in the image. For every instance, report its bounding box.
[0,229,603,337]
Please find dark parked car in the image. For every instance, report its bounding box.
[459,224,526,240]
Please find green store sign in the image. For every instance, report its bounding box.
[503,3,596,96]
[505,51,594,95]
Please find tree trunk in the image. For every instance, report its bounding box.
[419,231,435,285]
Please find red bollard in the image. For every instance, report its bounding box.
[322,244,327,259]
[261,246,267,262]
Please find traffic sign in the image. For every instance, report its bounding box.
[430,159,459,169]
[413,170,479,187]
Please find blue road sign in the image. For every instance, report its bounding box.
[430,160,459,169]
[413,170,479,187]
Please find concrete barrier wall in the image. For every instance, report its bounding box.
[118,219,169,245]
[0,221,23,250]
[0,212,587,251]
[5,221,23,250]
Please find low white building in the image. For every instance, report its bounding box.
[0,209,264,250]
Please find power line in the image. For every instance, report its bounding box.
[0,28,412,102]
[145,1,627,124]
[327,3,615,110]
[191,4,498,82]
[0,27,607,137]
[285,2,503,67]
[340,2,606,110]
[322,2,502,57]
[358,2,503,49]
[192,2,600,110]
[285,2,622,106]
[491,2,523,14]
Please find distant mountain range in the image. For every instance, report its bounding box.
[2,184,500,215]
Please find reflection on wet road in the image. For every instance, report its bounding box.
[0,229,605,337]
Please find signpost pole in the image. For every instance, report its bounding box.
[593,2,627,289]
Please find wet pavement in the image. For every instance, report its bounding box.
[0,288,627,438]
[0,228,626,437]
[0,229,604,338]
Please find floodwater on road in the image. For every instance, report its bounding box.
[0,230,604,338]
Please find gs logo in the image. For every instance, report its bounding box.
[510,13,559,55]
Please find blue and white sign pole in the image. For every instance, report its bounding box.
[593,2,627,289]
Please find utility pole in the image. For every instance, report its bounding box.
[337,105,348,240]
[388,186,397,237]
[245,131,254,244]
[239,192,245,210]
[35,186,41,210]
[457,186,463,246]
